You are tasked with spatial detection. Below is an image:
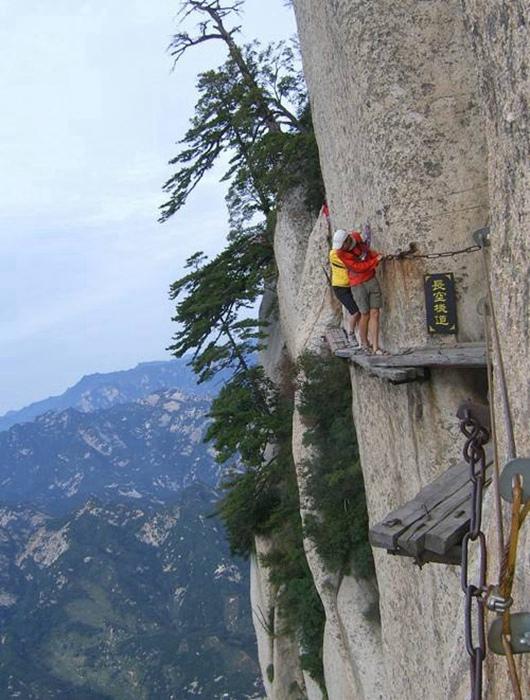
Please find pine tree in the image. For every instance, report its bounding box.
[161,6,331,687]
[163,0,322,394]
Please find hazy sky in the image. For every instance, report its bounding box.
[0,0,297,414]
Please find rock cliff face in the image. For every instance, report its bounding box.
[251,1,529,698]
[460,3,530,695]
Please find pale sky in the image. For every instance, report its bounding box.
[0,0,297,414]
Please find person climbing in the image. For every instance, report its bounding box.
[329,229,361,345]
[336,228,384,354]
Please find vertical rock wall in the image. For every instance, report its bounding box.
[460,2,530,694]
[252,194,339,700]
[250,536,308,700]
[254,192,387,699]
[289,1,519,698]
[252,2,529,697]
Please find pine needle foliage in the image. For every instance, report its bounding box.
[168,228,273,383]
[209,363,295,559]
[163,2,327,689]
[161,14,323,223]
[208,366,293,558]
[165,1,323,385]
[206,367,289,470]
[296,351,375,579]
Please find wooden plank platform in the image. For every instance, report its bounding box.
[369,447,493,566]
[366,343,486,369]
[325,328,486,384]
[324,328,426,384]
[344,351,427,384]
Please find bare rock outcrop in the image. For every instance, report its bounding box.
[252,1,529,697]
[292,1,492,697]
[255,192,387,698]
[250,536,308,700]
[460,2,530,693]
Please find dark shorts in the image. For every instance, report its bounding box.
[332,286,359,316]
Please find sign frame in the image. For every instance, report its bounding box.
[424,273,458,335]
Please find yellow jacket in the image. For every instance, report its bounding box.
[329,250,349,287]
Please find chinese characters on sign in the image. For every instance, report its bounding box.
[424,273,457,334]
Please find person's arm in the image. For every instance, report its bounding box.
[338,249,381,272]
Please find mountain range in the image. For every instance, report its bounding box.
[0,360,262,699]
[0,388,217,513]
[0,359,228,432]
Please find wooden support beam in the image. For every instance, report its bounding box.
[366,343,486,369]
[325,328,485,383]
[369,448,493,564]
[347,352,426,384]
[387,546,462,566]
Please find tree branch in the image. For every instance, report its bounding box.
[169,30,225,64]
[173,0,282,133]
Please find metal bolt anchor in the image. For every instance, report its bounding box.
[486,587,513,613]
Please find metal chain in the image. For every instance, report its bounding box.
[458,406,491,700]
[384,244,480,261]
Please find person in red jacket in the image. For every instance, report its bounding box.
[336,230,384,354]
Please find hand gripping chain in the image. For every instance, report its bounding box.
[458,403,491,700]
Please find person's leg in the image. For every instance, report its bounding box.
[368,308,380,352]
[367,277,383,352]
[351,283,370,349]
[348,290,361,342]
[333,287,357,337]
[349,311,360,335]
[359,313,370,347]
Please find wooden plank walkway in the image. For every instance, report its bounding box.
[366,343,486,369]
[324,328,426,383]
[369,446,493,565]
[325,328,486,384]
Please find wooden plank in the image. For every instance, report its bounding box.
[424,471,493,555]
[370,521,410,551]
[335,348,354,359]
[425,502,472,555]
[347,352,424,384]
[360,364,422,384]
[327,328,422,382]
[366,344,486,369]
[370,461,471,550]
[369,464,469,554]
[325,328,348,353]
[369,448,492,553]
[335,342,485,383]
[397,486,471,557]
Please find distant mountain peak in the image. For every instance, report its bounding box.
[0,358,227,432]
[0,386,219,513]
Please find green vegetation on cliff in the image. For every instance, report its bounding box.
[210,369,327,690]
[297,352,375,580]
[164,0,324,385]
[163,1,371,692]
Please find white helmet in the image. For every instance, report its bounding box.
[332,229,349,249]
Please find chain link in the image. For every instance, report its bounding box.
[385,244,481,261]
[459,407,491,700]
